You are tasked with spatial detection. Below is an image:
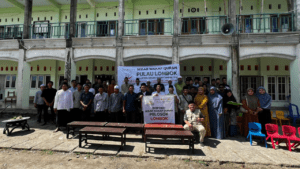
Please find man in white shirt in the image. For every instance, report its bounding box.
[165,80,177,95]
[94,86,109,122]
[87,82,96,95]
[53,82,73,133]
[152,84,165,96]
[134,78,141,94]
[69,80,77,93]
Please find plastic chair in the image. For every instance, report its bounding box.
[246,122,267,148]
[270,111,277,124]
[276,111,291,126]
[265,124,287,149]
[282,125,300,151]
[288,104,300,126]
[293,127,300,149]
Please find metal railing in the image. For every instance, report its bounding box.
[29,22,70,39]
[237,12,294,33]
[0,24,23,40]
[75,21,118,38]
[181,16,228,34]
[124,18,173,36]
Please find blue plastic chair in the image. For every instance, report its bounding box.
[246,122,267,148]
[288,104,300,126]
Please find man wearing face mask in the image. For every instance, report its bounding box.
[175,76,185,96]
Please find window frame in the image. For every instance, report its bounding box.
[5,75,17,89]
[267,76,290,101]
[30,75,51,89]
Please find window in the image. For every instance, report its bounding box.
[86,14,88,18]
[269,4,272,9]
[79,15,81,19]
[240,76,264,99]
[278,4,281,9]
[181,17,206,34]
[33,21,49,39]
[96,21,116,36]
[5,75,16,88]
[31,75,51,88]
[139,19,165,35]
[267,76,290,101]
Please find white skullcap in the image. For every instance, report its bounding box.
[147,80,150,82]
[178,76,182,78]
[40,84,45,87]
[114,85,119,89]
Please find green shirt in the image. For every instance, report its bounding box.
[174,83,185,96]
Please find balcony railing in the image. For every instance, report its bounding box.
[30,22,69,39]
[181,16,228,35]
[237,12,294,33]
[124,18,173,36]
[0,24,23,39]
[75,20,118,38]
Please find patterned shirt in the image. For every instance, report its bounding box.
[53,89,73,111]
[108,92,123,112]
[94,92,108,112]
[179,94,193,111]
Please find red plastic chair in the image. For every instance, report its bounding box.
[265,124,287,149]
[293,127,300,149]
[282,125,300,151]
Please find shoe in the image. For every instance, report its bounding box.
[53,128,60,133]
[41,123,47,126]
[199,142,205,148]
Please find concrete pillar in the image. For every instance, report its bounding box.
[290,44,300,113]
[296,0,300,30]
[16,50,30,109]
[70,49,77,82]
[115,0,125,84]
[227,59,232,88]
[68,0,77,47]
[64,48,71,84]
[23,0,33,39]
[172,0,179,64]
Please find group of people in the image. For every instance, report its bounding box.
[33,76,272,147]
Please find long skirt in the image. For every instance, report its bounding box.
[242,113,259,137]
[209,108,225,139]
[258,109,272,134]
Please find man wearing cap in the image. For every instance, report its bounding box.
[134,78,141,94]
[136,83,151,123]
[34,84,46,124]
[154,78,165,92]
[69,80,77,93]
[174,76,185,96]
[146,80,154,93]
[121,77,130,95]
[165,80,177,95]
[108,85,123,122]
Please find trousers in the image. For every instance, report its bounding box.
[184,124,206,143]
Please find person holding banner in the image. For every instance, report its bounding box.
[121,77,130,95]
[167,85,180,124]
[123,85,138,123]
[165,80,177,95]
[152,84,165,96]
[174,76,185,96]
[154,78,165,92]
[179,87,193,125]
[136,83,151,123]
[184,101,206,147]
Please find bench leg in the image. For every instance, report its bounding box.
[85,133,87,144]
[67,127,69,139]
[120,134,123,150]
[145,137,147,153]
[124,134,126,146]
[79,133,82,147]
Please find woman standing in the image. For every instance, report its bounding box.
[208,86,225,139]
[256,86,272,134]
[223,90,239,137]
[241,88,261,137]
[194,87,211,137]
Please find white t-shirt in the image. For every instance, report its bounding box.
[165,84,177,95]
[152,91,166,96]
[134,83,141,93]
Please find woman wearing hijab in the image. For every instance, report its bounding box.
[223,90,239,137]
[208,86,225,139]
[256,86,272,134]
[194,87,211,137]
[241,88,262,137]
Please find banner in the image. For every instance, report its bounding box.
[117,64,180,93]
[142,95,175,124]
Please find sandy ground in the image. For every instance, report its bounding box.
[0,149,297,169]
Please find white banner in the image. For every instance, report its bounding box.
[142,95,175,124]
[117,64,180,93]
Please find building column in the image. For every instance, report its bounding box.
[64,48,76,84]
[296,0,300,30]
[172,0,179,64]
[70,49,77,82]
[68,0,77,47]
[16,50,30,109]
[290,44,300,111]
[227,59,232,88]
[23,0,33,39]
[115,0,125,84]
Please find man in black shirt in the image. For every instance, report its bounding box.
[136,83,151,123]
[154,78,165,92]
[41,81,57,125]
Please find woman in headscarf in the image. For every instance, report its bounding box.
[223,90,239,137]
[208,86,225,139]
[194,87,211,137]
[256,86,272,134]
[241,88,261,137]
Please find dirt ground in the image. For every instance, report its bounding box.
[0,149,297,169]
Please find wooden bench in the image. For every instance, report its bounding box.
[105,122,144,140]
[79,127,126,149]
[144,129,195,154]
[144,124,184,142]
[66,121,107,139]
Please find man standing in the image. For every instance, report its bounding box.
[165,80,177,95]
[34,84,46,124]
[167,85,180,124]
[134,78,141,94]
[87,82,95,95]
[121,77,130,94]
[94,78,102,94]
[154,78,165,92]
[222,77,230,88]
[108,85,123,122]
[146,80,154,93]
[203,77,210,89]
[179,87,193,125]
[80,84,94,121]
[184,101,206,147]
[73,83,83,121]
[136,83,151,123]
[152,84,165,96]
[53,82,73,132]
[193,79,200,88]
[107,79,116,96]
[123,85,137,123]
[92,78,98,88]
[211,79,216,87]
[218,84,225,97]
[175,76,185,96]
[215,78,221,88]
[69,80,77,93]
[41,81,57,125]
[94,86,109,122]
